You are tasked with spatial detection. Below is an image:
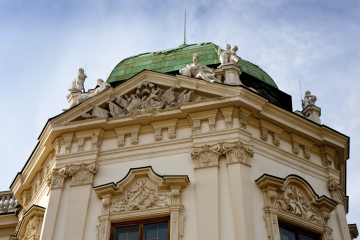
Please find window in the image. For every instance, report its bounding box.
[111,217,169,240]
[279,221,321,240]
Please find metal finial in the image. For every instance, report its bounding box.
[184,10,186,45]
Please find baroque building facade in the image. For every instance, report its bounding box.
[0,42,358,240]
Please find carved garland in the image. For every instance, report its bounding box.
[94,167,189,240]
[256,175,338,240]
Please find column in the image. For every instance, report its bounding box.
[225,141,255,240]
[64,163,97,240]
[191,144,222,240]
[40,168,67,240]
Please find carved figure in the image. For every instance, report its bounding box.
[111,178,170,213]
[74,68,87,92]
[77,82,201,120]
[230,45,240,64]
[302,91,317,108]
[218,44,231,65]
[179,53,220,83]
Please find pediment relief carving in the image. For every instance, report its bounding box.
[11,205,45,240]
[94,167,189,240]
[70,81,210,122]
[256,174,337,239]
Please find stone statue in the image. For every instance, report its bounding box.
[76,68,87,92]
[68,68,87,93]
[230,45,240,64]
[179,53,220,83]
[218,44,231,65]
[68,79,111,109]
[302,91,317,108]
[218,44,240,66]
[92,79,111,96]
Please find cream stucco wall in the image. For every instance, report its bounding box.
[7,71,353,240]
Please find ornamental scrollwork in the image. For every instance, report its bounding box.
[191,141,254,168]
[191,144,222,168]
[223,141,254,165]
[328,179,345,204]
[276,186,324,225]
[110,178,170,213]
[49,162,97,188]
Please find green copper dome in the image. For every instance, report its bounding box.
[107,42,278,89]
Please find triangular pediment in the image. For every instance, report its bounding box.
[52,71,240,126]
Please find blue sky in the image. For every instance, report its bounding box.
[1,0,359,225]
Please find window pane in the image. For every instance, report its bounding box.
[157,222,168,238]
[144,222,168,240]
[279,227,296,240]
[299,233,317,240]
[114,225,139,240]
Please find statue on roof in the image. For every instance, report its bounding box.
[302,91,317,108]
[218,44,241,66]
[179,53,220,83]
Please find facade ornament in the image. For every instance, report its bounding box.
[320,146,337,169]
[111,178,171,213]
[260,127,268,142]
[68,77,111,109]
[131,132,139,145]
[49,162,98,189]
[208,117,216,131]
[68,162,98,185]
[257,174,338,240]
[117,134,125,147]
[218,44,240,66]
[13,206,45,240]
[303,146,311,160]
[69,68,87,93]
[220,107,234,129]
[273,132,280,146]
[292,141,300,155]
[179,53,220,83]
[191,144,222,168]
[52,137,61,156]
[77,82,201,120]
[77,138,84,152]
[239,108,251,129]
[154,129,162,142]
[223,141,254,166]
[297,90,321,124]
[302,91,317,108]
[328,179,345,204]
[94,167,189,240]
[168,126,176,139]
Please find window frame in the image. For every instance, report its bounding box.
[279,220,321,240]
[110,216,170,240]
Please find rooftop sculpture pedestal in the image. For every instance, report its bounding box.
[302,104,321,124]
[215,63,243,85]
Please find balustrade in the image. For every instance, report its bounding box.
[0,190,17,213]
